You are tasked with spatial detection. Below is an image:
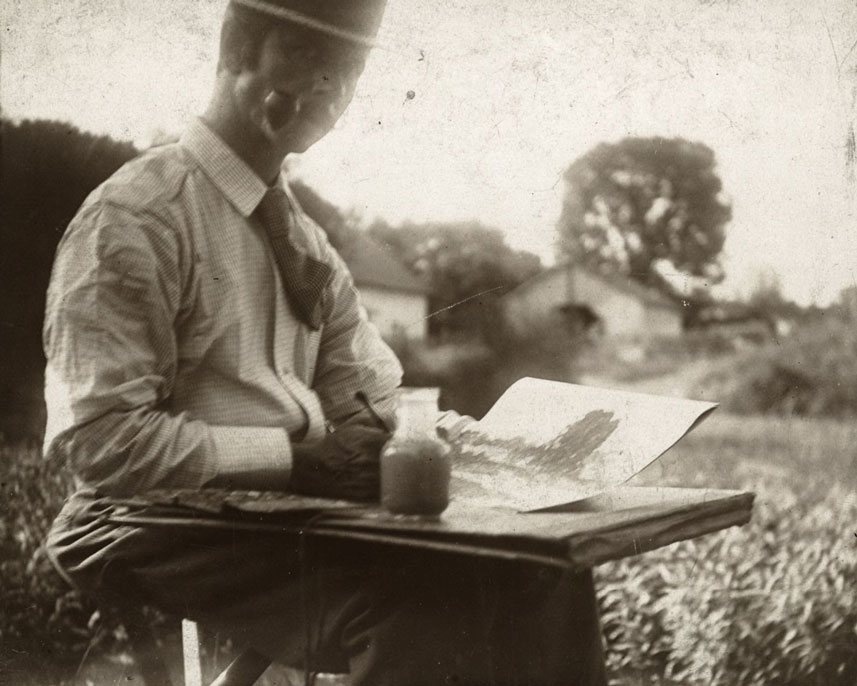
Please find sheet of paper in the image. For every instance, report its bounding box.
[448,377,717,511]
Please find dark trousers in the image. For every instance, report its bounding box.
[47,492,607,686]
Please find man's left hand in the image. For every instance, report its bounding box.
[290,419,392,501]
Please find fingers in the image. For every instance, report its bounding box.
[290,436,382,501]
[331,426,390,456]
[289,418,392,501]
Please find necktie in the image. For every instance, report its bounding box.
[256,186,332,330]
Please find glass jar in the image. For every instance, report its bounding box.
[380,433,451,516]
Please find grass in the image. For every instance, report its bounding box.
[631,411,857,496]
[606,411,857,685]
[4,410,856,685]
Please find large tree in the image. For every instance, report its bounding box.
[556,137,731,298]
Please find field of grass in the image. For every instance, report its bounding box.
[3,410,856,685]
[632,410,857,494]
[604,411,857,685]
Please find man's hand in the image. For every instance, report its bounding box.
[290,420,392,502]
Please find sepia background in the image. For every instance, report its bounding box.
[1,0,856,684]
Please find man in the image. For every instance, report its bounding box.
[43,1,607,684]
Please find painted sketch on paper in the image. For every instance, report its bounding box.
[444,377,717,512]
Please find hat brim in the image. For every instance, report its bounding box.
[231,0,383,48]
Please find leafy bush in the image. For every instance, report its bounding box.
[382,335,510,419]
[659,329,739,358]
[0,442,173,682]
[694,313,857,417]
[597,486,857,686]
[382,333,444,389]
[1,119,138,442]
[0,441,98,673]
[386,320,583,420]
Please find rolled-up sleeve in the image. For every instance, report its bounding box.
[311,241,403,428]
[43,202,291,495]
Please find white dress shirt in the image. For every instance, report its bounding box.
[43,118,402,495]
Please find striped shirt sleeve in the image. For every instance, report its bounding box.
[43,201,292,495]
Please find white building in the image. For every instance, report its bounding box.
[339,234,429,340]
[503,263,683,344]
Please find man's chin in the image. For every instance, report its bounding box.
[280,118,334,154]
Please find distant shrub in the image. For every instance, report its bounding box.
[0,442,173,680]
[383,335,505,418]
[1,119,139,442]
[386,323,582,420]
[598,486,857,686]
[668,329,738,357]
[0,442,99,671]
[694,314,857,417]
[383,333,444,389]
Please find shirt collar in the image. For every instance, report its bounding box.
[180,118,281,217]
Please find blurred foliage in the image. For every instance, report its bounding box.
[556,137,730,300]
[649,329,739,359]
[0,441,178,683]
[0,441,98,674]
[385,314,585,420]
[694,309,857,417]
[289,178,361,253]
[746,268,789,316]
[0,118,138,441]
[598,486,857,686]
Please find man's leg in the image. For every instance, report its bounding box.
[332,552,607,686]
[47,494,606,685]
[46,493,354,671]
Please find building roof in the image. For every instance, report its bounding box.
[510,262,680,312]
[339,233,429,295]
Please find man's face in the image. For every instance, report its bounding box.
[237,24,370,153]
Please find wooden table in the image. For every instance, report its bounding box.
[108,485,754,570]
[107,485,753,685]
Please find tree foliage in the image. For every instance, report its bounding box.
[556,137,731,298]
[368,219,542,340]
[697,308,857,418]
[289,178,360,252]
[0,119,138,438]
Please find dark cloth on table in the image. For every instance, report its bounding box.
[47,490,607,686]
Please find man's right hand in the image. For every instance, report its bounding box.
[290,422,391,502]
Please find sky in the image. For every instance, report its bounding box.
[3,0,856,306]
